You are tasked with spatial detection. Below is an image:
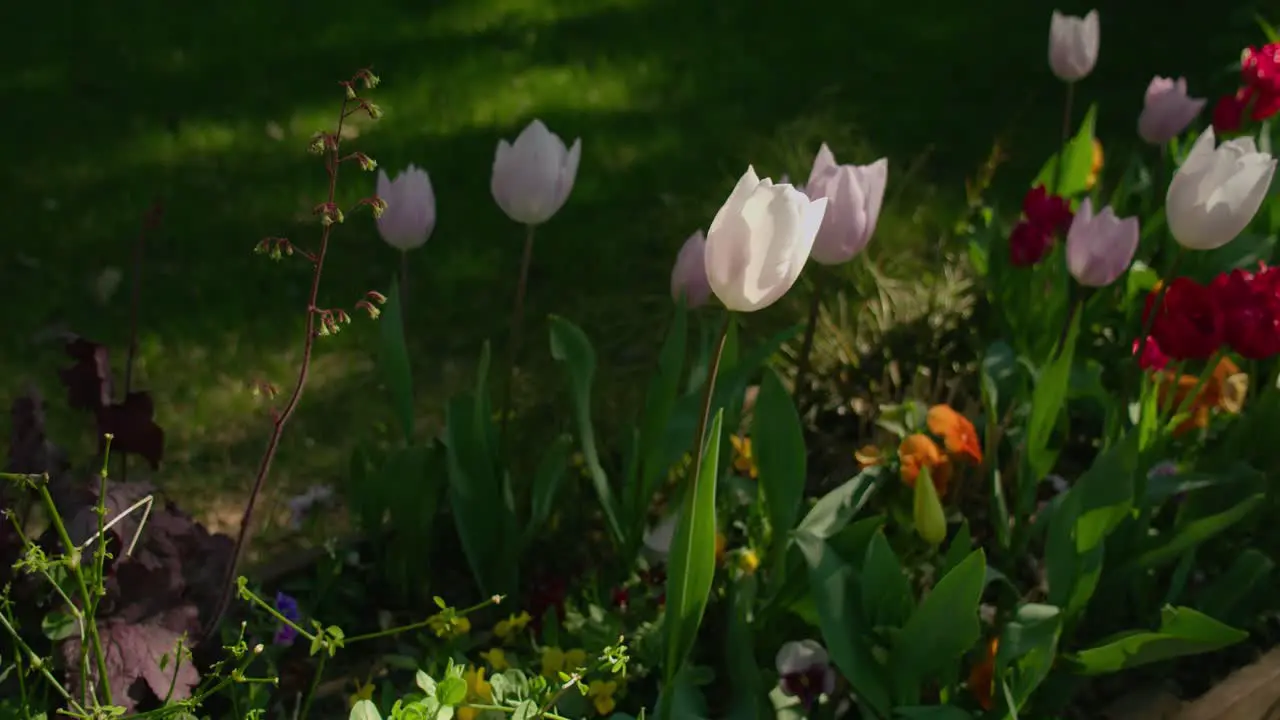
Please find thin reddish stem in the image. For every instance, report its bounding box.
[204,95,353,640]
[119,200,164,484]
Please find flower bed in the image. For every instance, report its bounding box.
[3,11,1280,720]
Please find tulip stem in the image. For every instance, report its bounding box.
[1053,82,1075,196]
[499,223,537,455]
[793,273,826,405]
[398,248,410,335]
[691,314,732,488]
[1134,249,1184,364]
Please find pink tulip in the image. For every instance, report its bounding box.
[803,144,888,265]
[1066,198,1139,287]
[1138,77,1206,145]
[375,165,436,251]
[670,230,711,308]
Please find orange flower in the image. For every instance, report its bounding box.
[854,445,883,469]
[898,434,952,496]
[1085,138,1104,191]
[1157,356,1243,436]
[926,405,983,466]
[968,637,999,710]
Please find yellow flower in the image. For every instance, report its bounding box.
[494,611,532,642]
[588,680,618,716]
[730,435,759,479]
[1085,138,1104,191]
[737,548,760,575]
[564,648,587,670]
[541,646,588,679]
[480,647,510,671]
[427,612,471,639]
[458,666,494,720]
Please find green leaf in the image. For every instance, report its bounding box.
[524,433,573,548]
[754,367,806,559]
[383,444,447,596]
[997,603,1062,711]
[1197,549,1274,623]
[980,341,1019,417]
[939,520,972,579]
[437,675,468,706]
[1122,494,1264,572]
[1024,308,1081,486]
[444,392,513,597]
[512,700,539,720]
[797,535,892,715]
[1045,432,1138,618]
[663,410,724,685]
[725,576,770,720]
[890,550,986,704]
[1032,103,1098,198]
[894,707,975,719]
[549,315,624,546]
[861,531,913,629]
[415,670,436,695]
[379,274,415,443]
[1257,13,1278,43]
[41,611,78,642]
[635,301,689,531]
[350,700,382,720]
[1067,606,1248,675]
[1143,463,1265,504]
[794,468,883,540]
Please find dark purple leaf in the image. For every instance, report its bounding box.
[96,392,165,469]
[61,607,200,712]
[58,338,113,412]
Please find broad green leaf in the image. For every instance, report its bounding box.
[41,611,78,642]
[1197,549,1274,623]
[797,535,892,715]
[861,531,913,629]
[379,275,415,443]
[663,410,724,685]
[349,700,382,720]
[384,444,446,597]
[997,603,1062,711]
[725,577,769,720]
[415,670,436,695]
[1067,606,1248,675]
[980,341,1019,417]
[1122,494,1264,572]
[524,434,573,548]
[889,550,986,704]
[549,315,624,546]
[634,301,689,534]
[894,707,975,719]
[754,367,806,558]
[1045,432,1138,618]
[1143,463,1265,504]
[437,675,468,705]
[794,468,883,540]
[512,700,539,720]
[1024,308,1081,487]
[444,393,512,597]
[940,520,972,579]
[1032,103,1099,198]
[1263,15,1280,44]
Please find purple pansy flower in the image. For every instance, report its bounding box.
[274,591,301,646]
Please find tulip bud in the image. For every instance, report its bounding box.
[1166,128,1276,250]
[1138,76,1207,145]
[491,119,581,226]
[1048,10,1100,82]
[804,144,888,265]
[375,165,436,251]
[704,166,827,312]
[913,466,947,546]
[670,230,711,308]
[1066,198,1140,287]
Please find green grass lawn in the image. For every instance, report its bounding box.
[0,0,1264,556]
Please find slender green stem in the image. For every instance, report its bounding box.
[691,314,732,478]
[89,437,113,620]
[792,273,825,405]
[0,609,74,704]
[127,648,262,720]
[34,480,111,707]
[399,248,410,336]
[467,704,572,720]
[537,673,582,718]
[345,595,502,644]
[298,653,328,720]
[13,643,31,720]
[499,223,538,455]
[237,582,316,643]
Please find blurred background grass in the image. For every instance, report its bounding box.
[0,0,1265,556]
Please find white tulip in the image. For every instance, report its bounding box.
[491,119,581,225]
[1048,10,1100,82]
[704,166,827,312]
[375,165,436,251]
[1166,128,1276,250]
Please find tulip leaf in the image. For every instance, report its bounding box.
[1045,432,1138,619]
[1032,103,1098,198]
[1121,494,1264,573]
[663,409,723,688]
[754,366,806,559]
[1023,307,1081,494]
[549,315,624,546]
[893,708,975,719]
[1258,14,1279,43]
[861,530,913,629]
[996,603,1062,711]
[382,443,447,596]
[378,274,415,443]
[888,549,986,704]
[793,467,884,541]
[444,390,515,598]
[1064,606,1247,675]
[634,300,689,538]
[1196,549,1274,623]
[523,433,574,549]
[725,576,770,720]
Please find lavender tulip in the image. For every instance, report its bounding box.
[804,144,888,265]
[491,119,581,226]
[670,230,711,308]
[1138,77,1206,145]
[1066,198,1139,287]
[375,165,436,251]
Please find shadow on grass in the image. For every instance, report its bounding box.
[0,0,1268,534]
